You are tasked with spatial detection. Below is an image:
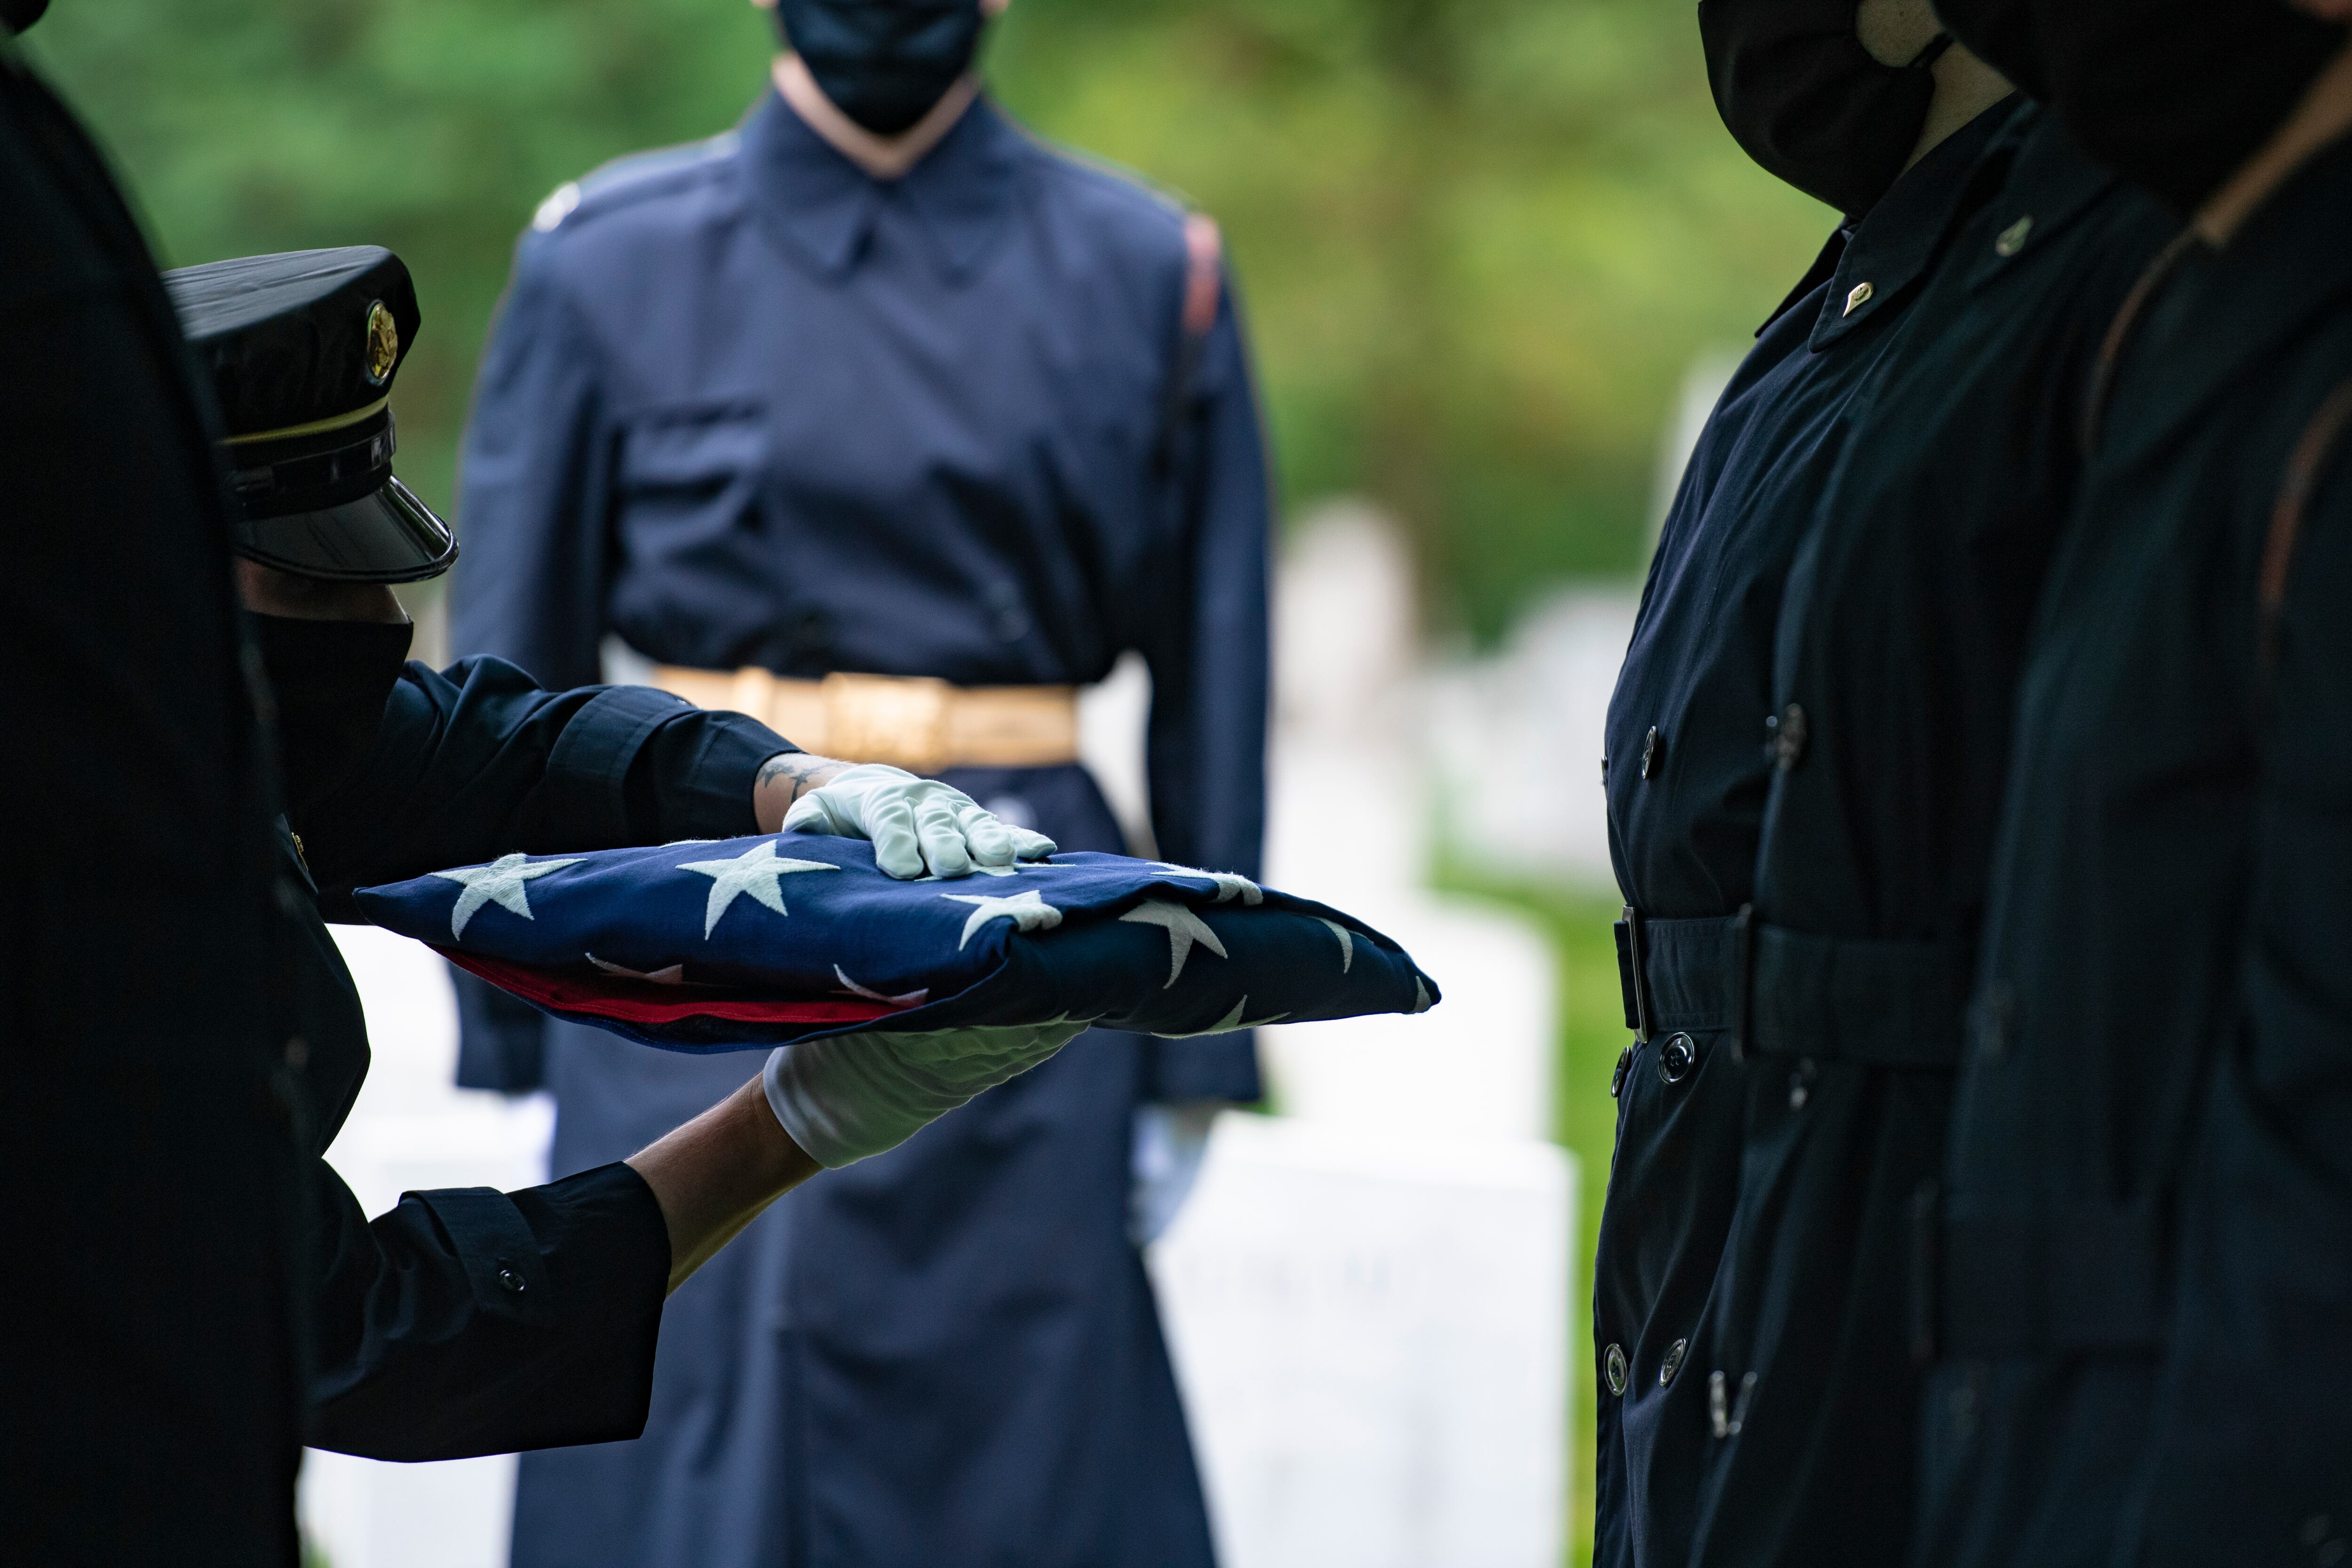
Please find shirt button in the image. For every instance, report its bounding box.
[1657,1032,1696,1085]
[1604,1343,1629,1396]
[1660,1337,1689,1386]
[1994,215,2033,257]
[497,1266,527,1294]
[1843,280,1874,315]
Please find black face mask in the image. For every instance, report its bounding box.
[1699,0,1951,218]
[1934,0,2343,213]
[777,0,986,136]
[250,614,412,823]
[1,0,51,34]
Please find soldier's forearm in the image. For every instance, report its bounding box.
[751,751,854,834]
[625,1073,822,1295]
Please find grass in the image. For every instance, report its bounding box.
[1432,861,1627,1568]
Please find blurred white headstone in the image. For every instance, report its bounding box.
[299,925,552,1568]
[1427,588,1637,892]
[1078,649,1155,856]
[1256,500,1558,1139]
[1151,1114,1573,1568]
[1649,345,1743,553]
[1150,499,1571,1566]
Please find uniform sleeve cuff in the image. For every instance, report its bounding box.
[503,1162,672,1321]
[624,707,796,842]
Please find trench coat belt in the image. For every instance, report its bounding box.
[1613,906,1967,1067]
[1923,1198,2170,1360]
[648,665,1081,774]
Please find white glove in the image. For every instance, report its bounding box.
[763,1019,1091,1167]
[780,764,1057,879]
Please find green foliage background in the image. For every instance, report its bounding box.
[27,0,1831,642]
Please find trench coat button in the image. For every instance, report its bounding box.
[2303,1517,2334,1548]
[1604,1344,1629,1396]
[1641,726,1661,779]
[1659,1337,1688,1386]
[1611,1046,1633,1098]
[1765,704,1807,770]
[1658,1032,1696,1085]
[497,1266,527,1294]
[1788,1058,1818,1111]
[1843,280,1874,315]
[1994,215,2033,257]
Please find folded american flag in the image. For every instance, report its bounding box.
[353,836,1438,1051]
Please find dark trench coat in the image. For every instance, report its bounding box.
[1596,98,2173,1568]
[1920,133,2352,1568]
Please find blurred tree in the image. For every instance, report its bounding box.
[30,0,1831,642]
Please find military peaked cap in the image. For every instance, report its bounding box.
[166,247,457,583]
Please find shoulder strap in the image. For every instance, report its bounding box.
[2080,228,2202,456]
[2259,373,2352,676]
[1153,214,1224,478]
[1181,212,1224,338]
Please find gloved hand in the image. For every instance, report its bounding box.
[780,763,1057,879]
[763,1019,1092,1167]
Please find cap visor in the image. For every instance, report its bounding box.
[236,475,458,584]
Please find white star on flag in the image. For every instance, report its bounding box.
[678,842,839,937]
[432,853,583,939]
[1152,863,1263,905]
[833,965,930,1007]
[1119,899,1228,987]
[941,889,1063,949]
[1158,994,1289,1037]
[588,953,689,986]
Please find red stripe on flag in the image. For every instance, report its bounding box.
[439,949,906,1028]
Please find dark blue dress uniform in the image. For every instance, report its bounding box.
[449,86,1270,1568]
[1916,136,2352,1568]
[1595,98,2172,1567]
[2,51,304,1566]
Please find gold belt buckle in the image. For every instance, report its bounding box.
[822,672,953,773]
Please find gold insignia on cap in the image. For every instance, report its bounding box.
[363,300,399,386]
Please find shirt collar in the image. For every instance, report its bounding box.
[1957,107,2121,296]
[1809,96,2026,353]
[2103,133,2352,472]
[741,87,1026,284]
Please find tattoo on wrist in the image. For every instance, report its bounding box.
[757,751,840,809]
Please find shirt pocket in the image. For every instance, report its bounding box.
[613,407,769,549]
